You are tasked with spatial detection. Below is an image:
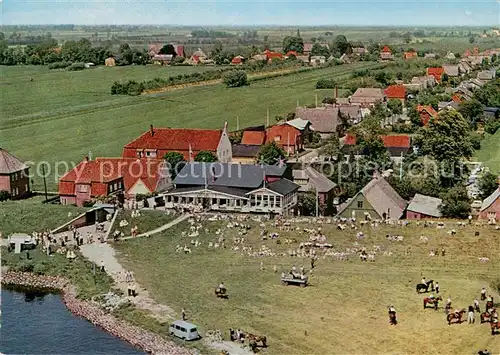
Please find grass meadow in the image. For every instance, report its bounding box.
[109,209,178,236]
[115,218,500,355]
[0,62,381,191]
[475,131,500,174]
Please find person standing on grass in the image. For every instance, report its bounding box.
[435,281,440,294]
[481,287,487,300]
[468,305,475,324]
[474,298,480,312]
[100,260,105,273]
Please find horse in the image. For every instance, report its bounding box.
[447,309,466,325]
[480,309,495,323]
[416,280,434,293]
[424,296,442,310]
[389,311,397,325]
[247,333,267,347]
[491,321,499,335]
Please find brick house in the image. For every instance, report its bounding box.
[0,148,30,199]
[406,194,442,219]
[417,105,438,126]
[380,46,394,60]
[59,157,170,206]
[426,67,445,82]
[479,188,500,221]
[266,124,304,155]
[123,124,232,163]
[384,85,406,105]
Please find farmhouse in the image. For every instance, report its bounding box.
[295,106,341,137]
[442,64,460,78]
[292,166,337,207]
[266,123,305,155]
[0,148,30,199]
[152,54,173,65]
[380,46,394,60]
[406,194,443,219]
[241,130,266,146]
[479,188,500,221]
[384,85,406,105]
[231,56,245,65]
[417,105,438,126]
[59,157,170,206]
[477,70,496,81]
[336,175,407,220]
[163,163,299,215]
[403,51,418,60]
[231,144,260,164]
[263,49,284,62]
[123,124,232,163]
[426,67,445,82]
[342,134,411,157]
[350,88,386,107]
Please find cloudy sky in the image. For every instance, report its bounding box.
[2,0,499,26]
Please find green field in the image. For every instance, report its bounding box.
[115,218,500,355]
[0,62,381,191]
[475,131,500,174]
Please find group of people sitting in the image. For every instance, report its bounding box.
[229,328,245,343]
[281,265,307,280]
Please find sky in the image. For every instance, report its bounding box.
[1,0,499,26]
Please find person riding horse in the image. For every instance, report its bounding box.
[388,306,397,325]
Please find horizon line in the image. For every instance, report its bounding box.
[1,24,499,28]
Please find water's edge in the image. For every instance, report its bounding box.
[1,271,194,355]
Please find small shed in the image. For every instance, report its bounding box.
[406,194,442,219]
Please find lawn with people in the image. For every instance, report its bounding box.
[475,131,500,174]
[114,215,500,354]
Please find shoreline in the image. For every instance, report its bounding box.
[1,271,195,355]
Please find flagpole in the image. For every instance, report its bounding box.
[315,189,319,217]
[236,116,240,131]
[399,151,403,180]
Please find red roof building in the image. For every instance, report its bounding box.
[263,49,283,61]
[0,148,30,199]
[342,134,411,157]
[285,50,299,57]
[381,46,392,53]
[384,85,406,103]
[241,131,266,145]
[451,94,463,103]
[417,105,438,126]
[265,125,303,155]
[122,124,231,162]
[59,157,170,206]
[404,51,418,60]
[231,56,243,65]
[426,67,445,82]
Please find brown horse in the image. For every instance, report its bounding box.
[491,321,499,335]
[424,296,442,310]
[447,309,466,325]
[247,333,267,348]
[480,308,496,323]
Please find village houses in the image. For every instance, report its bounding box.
[0,148,31,199]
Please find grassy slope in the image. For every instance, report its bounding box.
[475,131,500,174]
[0,196,87,236]
[115,219,500,355]
[0,62,381,190]
[109,209,177,236]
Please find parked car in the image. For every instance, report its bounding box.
[169,320,200,341]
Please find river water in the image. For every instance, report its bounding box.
[0,288,143,354]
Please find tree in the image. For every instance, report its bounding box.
[258,142,286,164]
[0,190,11,201]
[374,71,392,86]
[163,152,185,179]
[474,79,500,107]
[194,150,217,162]
[223,70,248,88]
[310,43,329,57]
[282,36,304,53]
[332,35,350,56]
[459,99,484,128]
[415,110,473,163]
[387,99,403,115]
[478,172,499,200]
[469,36,475,44]
[159,44,177,57]
[440,185,471,219]
[119,43,131,53]
[315,78,336,89]
[298,191,317,216]
[318,133,340,160]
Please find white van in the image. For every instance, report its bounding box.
[169,320,200,341]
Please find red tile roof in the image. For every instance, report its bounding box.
[343,134,410,148]
[241,131,266,145]
[0,148,28,174]
[451,94,463,103]
[59,158,166,196]
[231,57,243,64]
[381,46,392,53]
[173,45,185,58]
[263,49,283,60]
[384,85,406,99]
[417,105,438,117]
[266,125,300,145]
[286,50,299,57]
[426,67,445,82]
[404,51,417,59]
[124,128,222,152]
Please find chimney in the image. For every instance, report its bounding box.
[150,124,154,136]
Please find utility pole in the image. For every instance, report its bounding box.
[41,165,48,202]
[236,116,240,131]
[297,100,299,108]
[315,94,318,108]
[315,189,319,217]
[399,151,404,180]
[266,109,270,127]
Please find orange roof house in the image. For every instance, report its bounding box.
[342,134,411,157]
[426,67,445,82]
[404,51,418,60]
[416,105,438,126]
[263,49,284,61]
[231,56,244,65]
[384,85,406,103]
[122,124,232,162]
[265,124,303,155]
[285,50,299,57]
[241,131,266,145]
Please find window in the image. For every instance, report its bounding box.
[77,184,89,193]
[274,135,281,142]
[190,328,197,333]
[357,201,364,208]
[146,151,151,157]
[114,183,118,191]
